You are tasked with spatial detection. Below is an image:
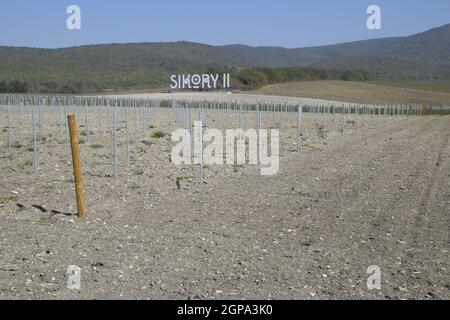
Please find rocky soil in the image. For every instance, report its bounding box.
[0,100,448,300]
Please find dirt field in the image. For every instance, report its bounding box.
[0,99,449,300]
[251,81,450,105]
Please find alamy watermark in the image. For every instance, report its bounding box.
[66,5,81,30]
[367,5,381,30]
[171,121,280,176]
[366,265,382,290]
[66,265,81,290]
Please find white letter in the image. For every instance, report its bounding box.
[171,129,192,165]
[182,74,191,89]
[211,74,219,89]
[66,5,81,30]
[244,129,258,165]
[226,129,245,165]
[203,129,224,165]
[191,74,201,89]
[223,73,231,88]
[367,5,381,30]
[202,74,211,89]
[225,129,258,165]
[66,265,81,290]
[259,129,279,176]
[170,75,178,89]
[366,265,381,290]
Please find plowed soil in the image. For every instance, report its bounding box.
[0,102,448,300]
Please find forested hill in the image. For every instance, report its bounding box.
[0,24,449,93]
[223,24,450,79]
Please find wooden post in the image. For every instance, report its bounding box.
[68,114,86,218]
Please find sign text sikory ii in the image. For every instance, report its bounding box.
[170,73,231,90]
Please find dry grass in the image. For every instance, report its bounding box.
[368,80,450,94]
[251,80,450,105]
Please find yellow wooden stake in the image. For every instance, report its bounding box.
[68,114,86,218]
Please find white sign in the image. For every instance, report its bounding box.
[170,73,230,90]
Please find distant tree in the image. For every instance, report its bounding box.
[237,69,267,88]
[0,80,28,93]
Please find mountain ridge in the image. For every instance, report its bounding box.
[222,24,450,78]
[0,23,449,93]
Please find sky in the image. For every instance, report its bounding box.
[0,0,449,49]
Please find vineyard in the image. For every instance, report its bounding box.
[0,93,448,300]
[1,94,421,178]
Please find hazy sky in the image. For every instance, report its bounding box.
[1,0,449,48]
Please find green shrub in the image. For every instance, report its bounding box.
[151,131,166,138]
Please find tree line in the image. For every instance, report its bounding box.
[232,67,373,90]
[0,66,374,94]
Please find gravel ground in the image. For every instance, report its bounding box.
[112,91,360,106]
[0,98,448,300]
